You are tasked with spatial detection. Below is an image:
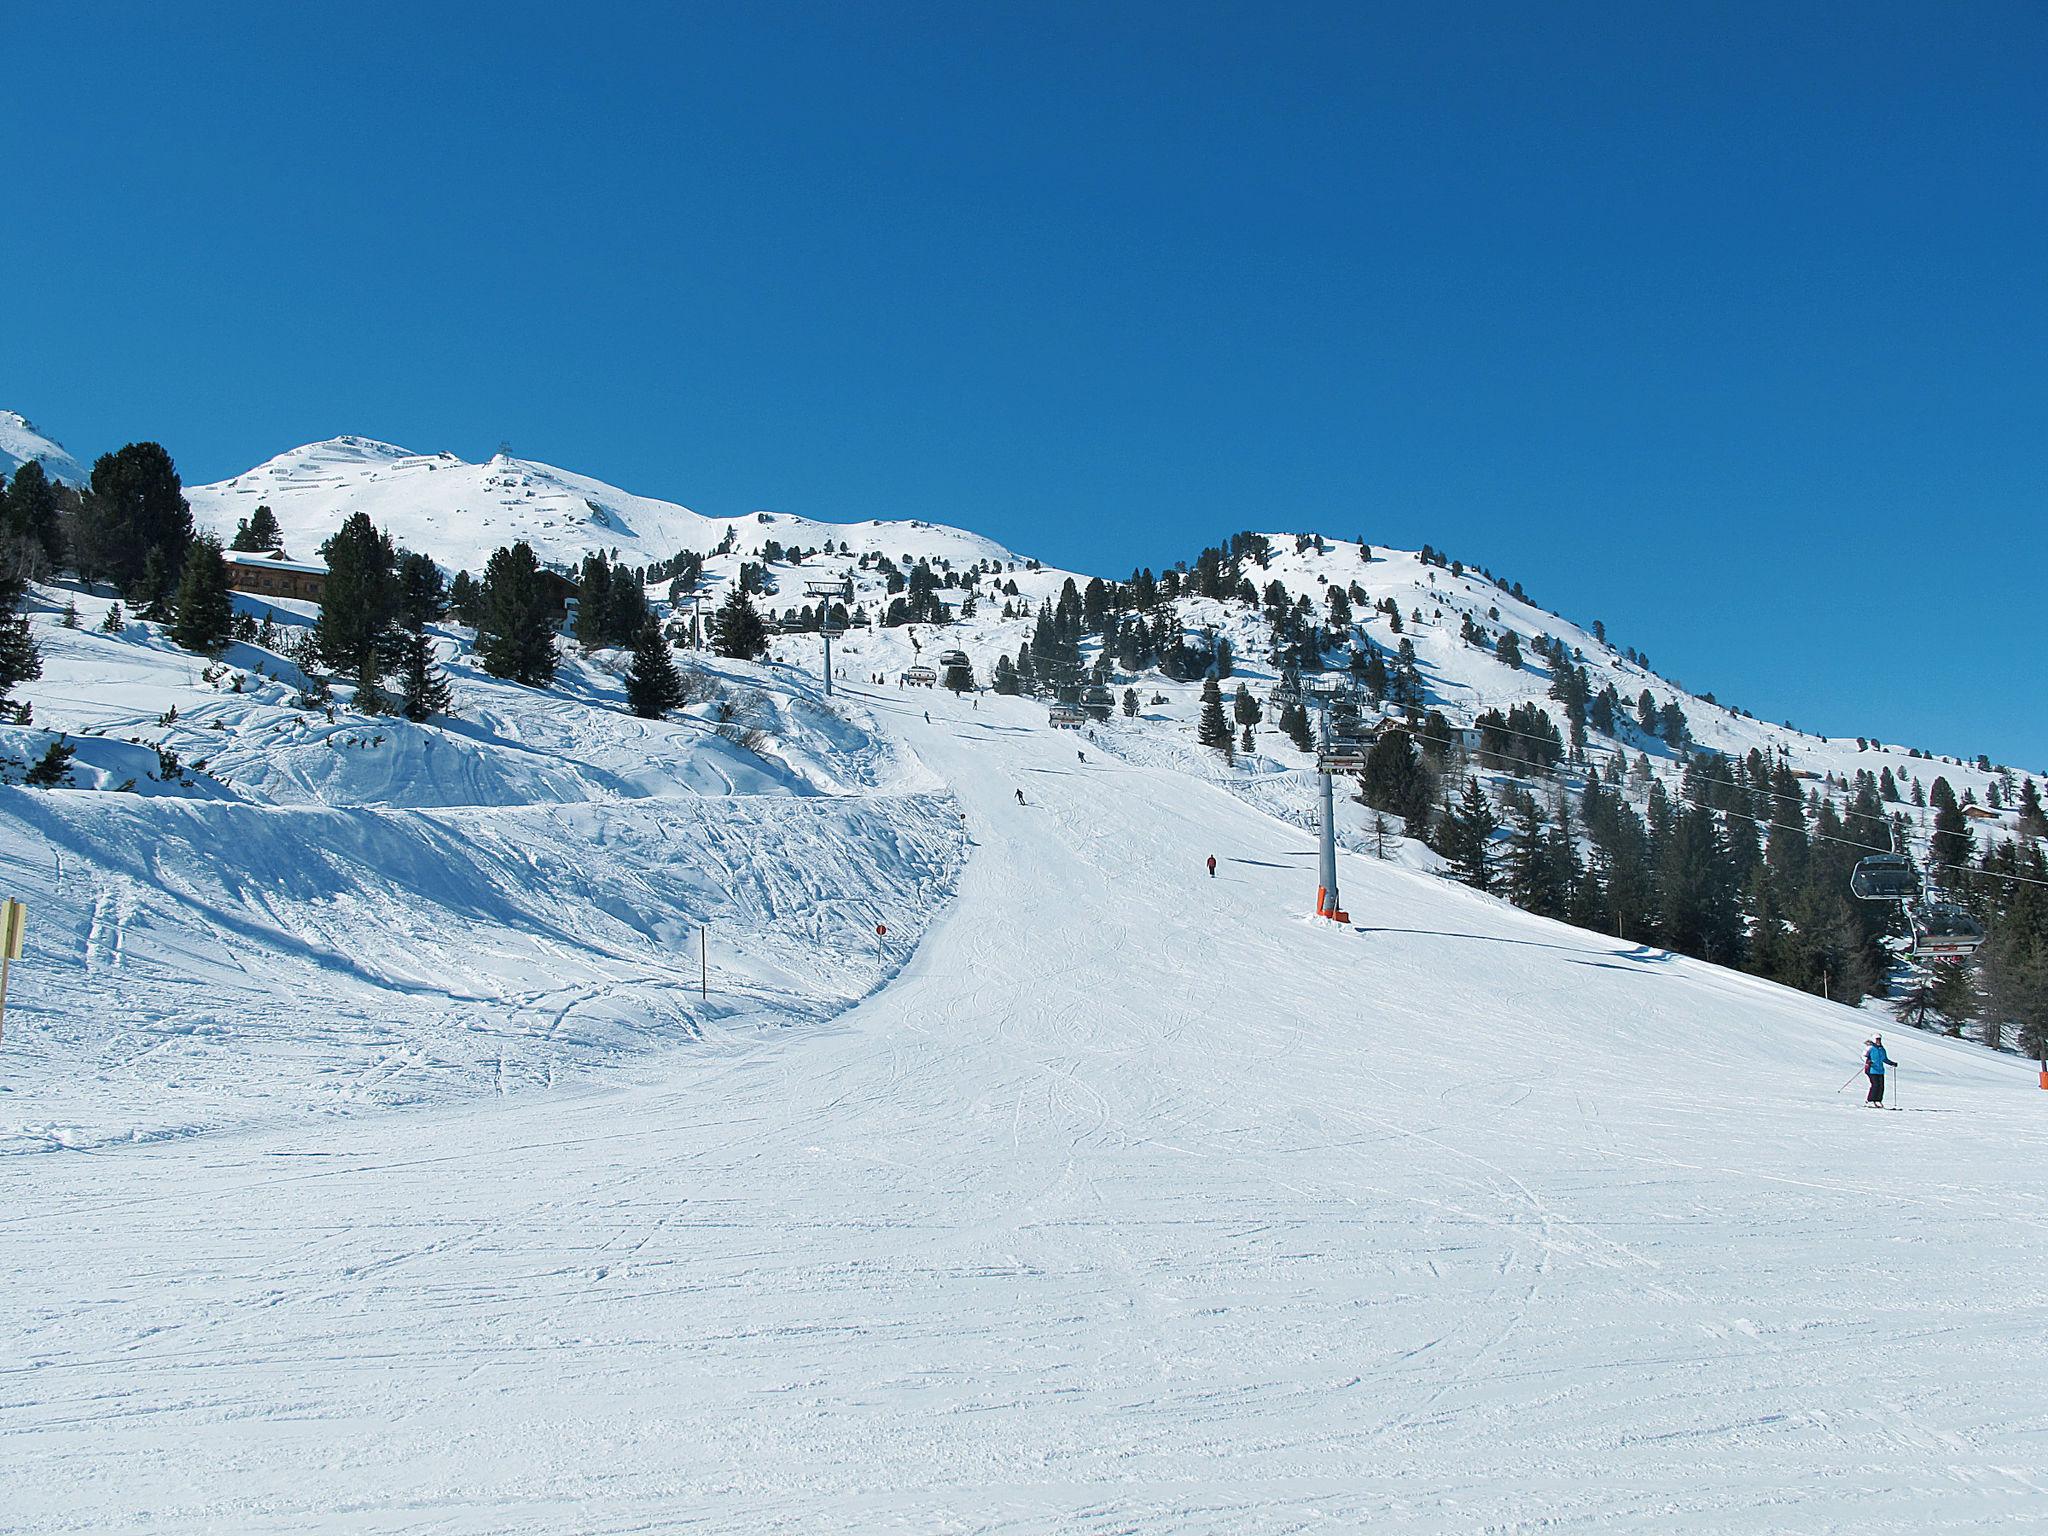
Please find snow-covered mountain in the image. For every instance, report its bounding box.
[182,431,2032,813]
[185,434,1027,577]
[1,572,2042,1533]
[0,409,88,486]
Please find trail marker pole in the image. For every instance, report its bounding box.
[0,899,22,1047]
[876,922,887,972]
[700,926,708,1001]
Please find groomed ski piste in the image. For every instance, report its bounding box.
[3,580,2046,1532]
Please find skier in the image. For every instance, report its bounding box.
[1077,750,1086,763]
[1015,788,1025,806]
[1864,1035,1891,1106]
[1206,855,1217,878]
[924,711,931,724]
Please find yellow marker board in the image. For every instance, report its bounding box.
[0,899,22,961]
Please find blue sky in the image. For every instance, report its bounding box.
[6,3,2044,765]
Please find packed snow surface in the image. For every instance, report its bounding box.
[4,639,2045,1532]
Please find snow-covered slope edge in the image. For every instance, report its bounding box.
[0,409,88,486]
[0,585,967,1151]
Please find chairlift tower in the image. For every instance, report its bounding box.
[1312,699,1349,923]
[806,579,845,696]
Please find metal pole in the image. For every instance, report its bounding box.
[823,625,833,697]
[1316,703,1339,919]
[0,952,10,1047]
[700,927,707,1000]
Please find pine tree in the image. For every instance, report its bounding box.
[1361,729,1436,836]
[396,551,447,629]
[1196,677,1232,759]
[231,503,284,553]
[624,619,686,718]
[1442,777,1499,890]
[1121,686,1138,717]
[395,629,454,721]
[135,546,176,619]
[1495,629,1522,670]
[943,657,974,693]
[24,737,74,787]
[77,442,193,594]
[1929,777,1973,882]
[4,460,64,567]
[710,587,768,661]
[476,541,559,685]
[0,555,42,704]
[169,534,234,653]
[448,570,482,625]
[353,651,391,715]
[315,514,400,682]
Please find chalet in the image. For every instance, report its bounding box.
[224,553,328,603]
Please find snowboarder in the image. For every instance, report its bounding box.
[1864,1035,1891,1106]
[1206,855,1217,878]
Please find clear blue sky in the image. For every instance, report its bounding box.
[7,3,2043,765]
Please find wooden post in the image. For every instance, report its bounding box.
[0,900,24,1048]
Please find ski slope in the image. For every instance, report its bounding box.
[5,672,2045,1533]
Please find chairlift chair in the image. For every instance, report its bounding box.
[1908,904,1986,959]
[1850,853,1922,902]
[1048,702,1086,729]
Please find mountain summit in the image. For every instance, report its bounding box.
[0,409,88,486]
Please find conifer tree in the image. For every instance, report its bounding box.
[4,460,64,567]
[1441,777,1499,890]
[1495,629,1522,670]
[24,737,74,787]
[316,513,401,702]
[77,442,193,594]
[231,503,284,553]
[0,555,42,704]
[1196,676,1232,759]
[624,618,686,718]
[1929,777,1973,881]
[709,587,768,661]
[396,551,447,629]
[170,534,234,653]
[448,570,482,625]
[395,628,454,722]
[476,541,559,685]
[1122,686,1138,717]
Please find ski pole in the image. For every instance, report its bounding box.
[1838,1071,1864,1093]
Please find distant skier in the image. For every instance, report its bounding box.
[1864,1035,1891,1106]
[1206,855,1217,878]
[924,711,930,724]
[1077,749,1086,763]
[1015,788,1025,806]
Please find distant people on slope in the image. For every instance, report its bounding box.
[1206,855,1217,878]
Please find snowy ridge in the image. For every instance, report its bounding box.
[0,409,88,486]
[184,434,1030,578]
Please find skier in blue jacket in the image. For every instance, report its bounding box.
[1864,1035,1891,1106]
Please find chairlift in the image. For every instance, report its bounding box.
[901,666,937,687]
[936,649,970,670]
[1850,853,1922,902]
[1048,702,1086,729]
[1908,904,1986,959]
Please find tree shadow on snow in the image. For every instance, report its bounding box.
[1350,927,1673,967]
